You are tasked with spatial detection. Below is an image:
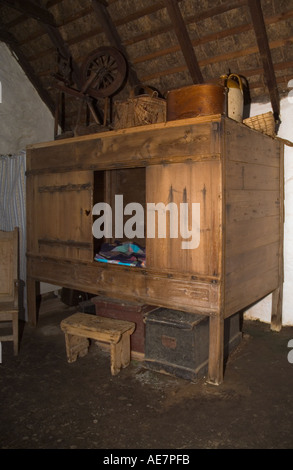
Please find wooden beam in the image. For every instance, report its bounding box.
[132,22,252,66]
[0,0,56,26]
[247,0,280,118]
[17,7,94,46]
[43,23,82,89]
[140,34,293,82]
[164,0,203,84]
[0,21,55,116]
[0,24,15,45]
[91,0,141,89]
[124,0,247,47]
[2,0,83,89]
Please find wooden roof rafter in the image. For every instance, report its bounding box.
[247,0,280,119]
[139,32,291,82]
[164,0,203,84]
[123,0,247,47]
[91,0,141,89]
[1,0,82,89]
[0,0,56,26]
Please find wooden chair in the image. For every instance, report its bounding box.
[0,228,19,356]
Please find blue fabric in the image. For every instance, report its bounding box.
[95,241,146,267]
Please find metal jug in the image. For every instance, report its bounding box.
[221,73,244,122]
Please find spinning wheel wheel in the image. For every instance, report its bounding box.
[81,46,127,99]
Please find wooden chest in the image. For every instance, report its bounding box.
[92,296,156,355]
[144,309,242,380]
[26,115,284,384]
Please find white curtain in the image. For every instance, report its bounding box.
[0,152,26,320]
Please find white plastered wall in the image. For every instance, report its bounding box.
[244,96,293,326]
[0,42,55,154]
[0,42,57,295]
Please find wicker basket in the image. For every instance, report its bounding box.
[113,87,166,130]
[243,111,276,137]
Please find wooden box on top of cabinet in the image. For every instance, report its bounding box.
[26,114,284,384]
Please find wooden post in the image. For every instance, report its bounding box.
[271,286,283,332]
[207,314,224,385]
[27,278,38,326]
[12,311,18,355]
[54,91,60,139]
[64,333,89,363]
[271,142,284,332]
[110,331,132,375]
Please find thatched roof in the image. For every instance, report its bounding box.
[1,0,292,135]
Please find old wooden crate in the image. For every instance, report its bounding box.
[26,115,284,384]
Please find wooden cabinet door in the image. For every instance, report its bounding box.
[27,171,93,262]
[146,161,222,278]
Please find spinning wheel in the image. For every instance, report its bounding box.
[81,46,127,99]
[54,47,127,135]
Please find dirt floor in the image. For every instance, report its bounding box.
[1,294,293,451]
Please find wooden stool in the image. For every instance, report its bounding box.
[60,312,135,375]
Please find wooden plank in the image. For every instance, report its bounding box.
[38,183,92,192]
[226,162,280,191]
[225,267,279,317]
[225,235,280,317]
[27,255,220,315]
[27,115,221,149]
[226,242,279,289]
[26,118,221,174]
[225,121,280,167]
[225,216,280,257]
[226,189,280,222]
[38,239,91,249]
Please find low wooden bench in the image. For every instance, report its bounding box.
[60,312,135,376]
